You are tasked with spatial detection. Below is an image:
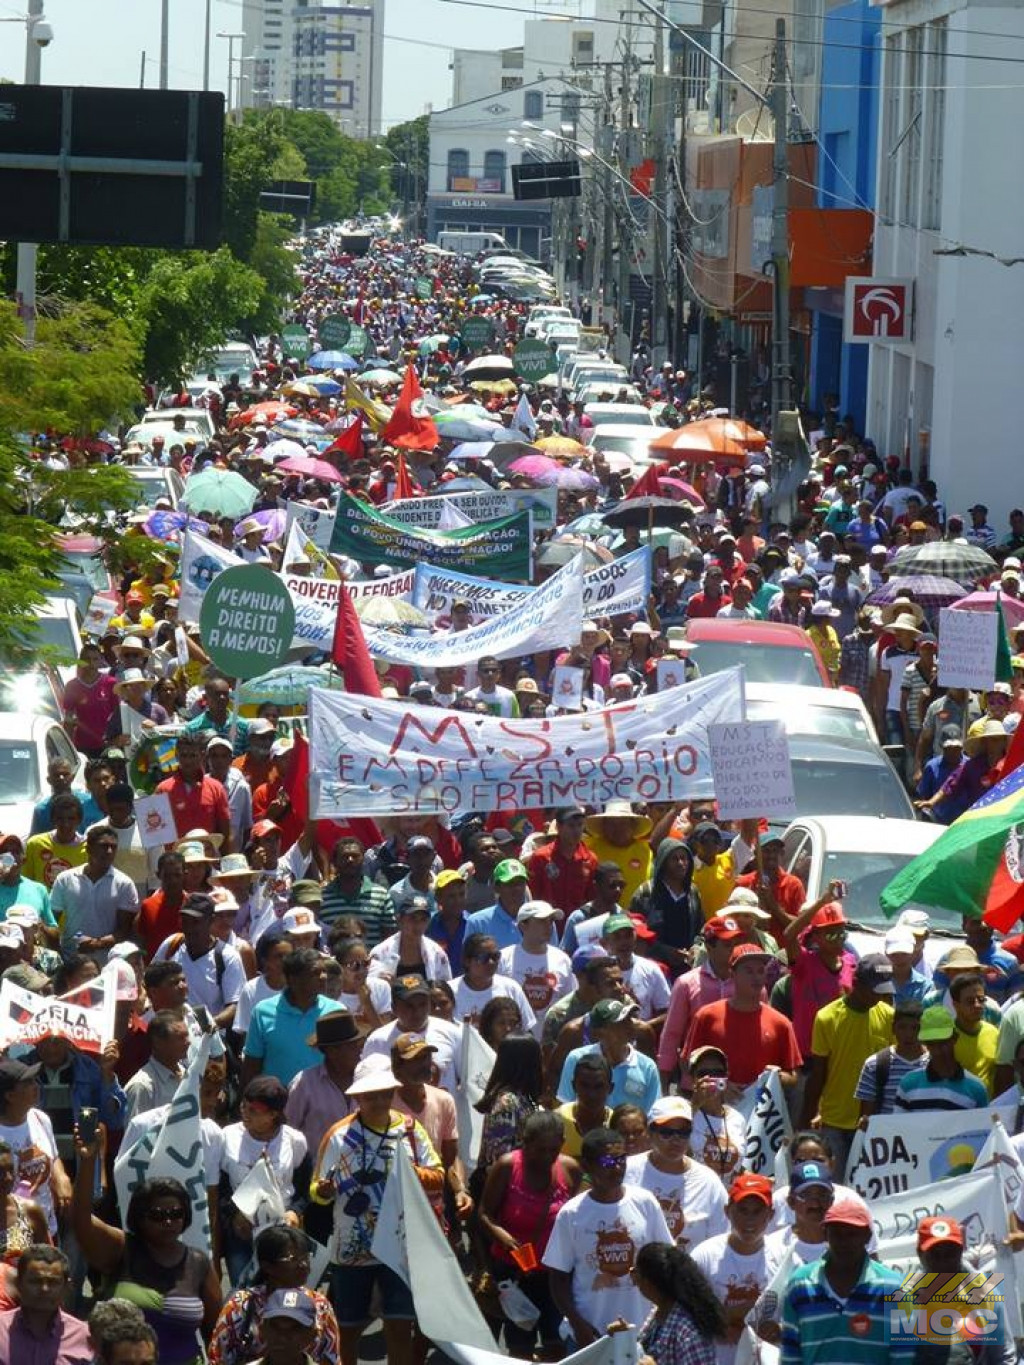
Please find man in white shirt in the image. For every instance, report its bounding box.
[123,1010,190,1123]
[361,974,463,1092]
[600,913,670,1024]
[499,901,574,1037]
[153,892,247,1030]
[205,736,253,849]
[464,655,519,718]
[50,825,139,960]
[451,932,536,1030]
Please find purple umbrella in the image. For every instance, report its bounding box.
[866,574,968,610]
[143,510,208,541]
[508,453,600,491]
[233,508,287,544]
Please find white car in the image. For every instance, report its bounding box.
[34,597,83,685]
[779,815,954,966]
[125,467,186,510]
[0,712,80,840]
[583,402,654,427]
[139,407,216,440]
[587,425,667,468]
[745,682,879,745]
[525,305,572,338]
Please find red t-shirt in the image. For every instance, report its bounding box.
[62,674,117,754]
[154,773,230,841]
[685,592,731,619]
[684,999,803,1085]
[527,840,599,915]
[138,889,184,958]
[735,870,806,943]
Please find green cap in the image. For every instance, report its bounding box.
[493,858,529,885]
[589,998,638,1028]
[602,913,634,935]
[918,1005,956,1042]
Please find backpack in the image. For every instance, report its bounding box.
[870,1045,893,1111]
[165,934,226,991]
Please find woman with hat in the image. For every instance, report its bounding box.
[875,610,925,744]
[106,667,168,748]
[689,1046,747,1182]
[236,518,270,563]
[917,718,1009,824]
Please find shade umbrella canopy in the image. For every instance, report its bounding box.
[534,435,589,457]
[536,539,614,568]
[648,425,750,466]
[182,469,258,518]
[264,438,307,463]
[461,354,516,382]
[329,353,361,372]
[417,334,449,354]
[238,665,342,706]
[276,455,344,483]
[437,475,493,492]
[536,372,561,389]
[361,368,403,388]
[432,415,506,441]
[233,508,287,544]
[602,496,696,530]
[447,441,496,461]
[438,401,494,419]
[866,575,968,609]
[951,591,1024,628]
[610,528,694,557]
[231,400,297,429]
[658,476,706,507]
[282,379,323,399]
[307,350,352,371]
[468,378,517,396]
[508,453,599,491]
[293,376,343,396]
[889,541,998,586]
[691,416,768,451]
[354,596,430,627]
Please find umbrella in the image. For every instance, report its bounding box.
[307,350,352,371]
[602,497,696,531]
[534,435,589,457]
[330,353,361,372]
[361,368,403,388]
[468,379,517,396]
[536,538,614,568]
[143,510,207,541]
[866,575,968,610]
[691,416,768,451]
[231,400,297,429]
[354,597,429,627]
[658,477,706,507]
[536,373,561,389]
[264,438,307,463]
[507,454,599,491]
[282,380,324,399]
[889,541,998,586]
[447,442,496,461]
[648,425,749,466]
[182,469,258,518]
[276,455,344,483]
[436,475,492,492]
[432,414,506,441]
[272,418,328,440]
[610,528,694,557]
[417,334,449,355]
[564,512,612,538]
[462,354,516,382]
[239,665,342,707]
[439,402,494,419]
[951,591,1024,628]
[287,376,342,397]
[233,508,287,544]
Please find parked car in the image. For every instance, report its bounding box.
[782,735,917,823]
[684,619,832,688]
[124,467,185,509]
[34,596,83,684]
[745,682,878,744]
[0,712,80,840]
[138,407,216,440]
[582,403,654,428]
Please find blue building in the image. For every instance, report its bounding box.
[805,0,880,432]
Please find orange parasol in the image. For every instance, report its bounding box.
[230,401,298,430]
[648,424,750,467]
[694,417,768,451]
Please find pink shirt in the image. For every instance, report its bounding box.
[790,948,857,1055]
[394,1083,458,1156]
[0,1307,91,1365]
[62,673,116,754]
[657,962,734,1072]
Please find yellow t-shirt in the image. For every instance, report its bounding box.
[955,1022,999,1095]
[583,832,653,906]
[23,832,88,890]
[812,996,894,1130]
[692,852,737,919]
[556,1102,612,1158]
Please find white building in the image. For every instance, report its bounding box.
[866,0,1024,515]
[241,0,288,108]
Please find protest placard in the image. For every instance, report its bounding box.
[134,792,177,849]
[178,530,244,624]
[0,975,115,1055]
[284,499,336,552]
[309,666,744,815]
[734,1069,792,1175]
[707,720,796,822]
[199,564,296,678]
[938,606,999,690]
[385,487,558,531]
[656,658,688,693]
[283,568,415,651]
[82,594,117,638]
[551,664,585,711]
[847,1104,1015,1201]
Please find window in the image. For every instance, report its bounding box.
[482,149,506,193]
[901,28,924,228]
[447,148,469,190]
[879,34,901,220]
[524,90,543,119]
[502,76,523,90]
[922,20,946,231]
[337,32,356,51]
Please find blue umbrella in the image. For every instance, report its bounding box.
[307,350,351,371]
[328,353,361,372]
[271,418,330,439]
[305,376,343,395]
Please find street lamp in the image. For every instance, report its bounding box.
[216,32,245,119]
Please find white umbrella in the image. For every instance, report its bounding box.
[461,354,516,381]
[263,438,307,463]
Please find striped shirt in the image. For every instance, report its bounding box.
[894,1063,989,1111]
[320,875,396,948]
[781,1254,912,1365]
[854,1047,926,1114]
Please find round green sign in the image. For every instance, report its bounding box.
[514,338,554,381]
[319,314,351,349]
[281,324,310,359]
[199,565,296,679]
[460,316,494,352]
[415,276,433,300]
[341,325,369,356]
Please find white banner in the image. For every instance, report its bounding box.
[284,499,335,552]
[939,606,999,691]
[362,554,585,667]
[178,531,243,624]
[113,1034,213,1255]
[411,545,651,625]
[309,666,744,815]
[734,1068,792,1175]
[847,1105,1015,1201]
[708,720,796,822]
[385,487,559,531]
[0,976,115,1056]
[456,1024,495,1175]
[282,571,415,651]
[282,518,339,580]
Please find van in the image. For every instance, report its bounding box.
[436,231,510,256]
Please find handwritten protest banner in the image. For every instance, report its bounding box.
[362,555,583,667]
[734,1068,792,1175]
[847,1104,1015,1201]
[938,606,998,690]
[0,974,116,1055]
[309,666,744,815]
[385,487,558,531]
[328,492,533,579]
[284,499,335,552]
[283,569,415,651]
[411,545,651,624]
[708,719,795,822]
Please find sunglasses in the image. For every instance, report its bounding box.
[594,1154,627,1169]
[654,1125,692,1139]
[145,1206,186,1224]
[473,952,501,964]
[820,928,847,941]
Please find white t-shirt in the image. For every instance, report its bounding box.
[121,1107,224,1189]
[498,944,575,1033]
[362,1016,463,1093]
[623,1153,728,1252]
[339,978,392,1031]
[153,934,247,1013]
[0,1109,59,1231]
[235,975,280,1036]
[690,1108,748,1183]
[764,1225,825,1269]
[220,1123,308,1206]
[543,1186,672,1334]
[450,972,537,1032]
[621,956,671,1020]
[690,1232,786,1365]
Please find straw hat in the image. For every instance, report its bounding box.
[887,612,923,636]
[585,799,653,840]
[881,597,925,628]
[964,717,1009,756]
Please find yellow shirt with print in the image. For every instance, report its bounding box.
[955,1022,999,1095]
[583,832,652,906]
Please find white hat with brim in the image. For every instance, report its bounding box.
[585,799,653,839]
[888,612,922,636]
[116,635,152,656]
[346,1054,400,1095]
[113,668,150,695]
[881,598,925,628]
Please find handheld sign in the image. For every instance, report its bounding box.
[707,719,796,822]
[938,607,998,691]
[199,565,296,678]
[281,324,310,359]
[513,338,552,381]
[319,314,351,349]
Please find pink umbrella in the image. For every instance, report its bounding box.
[508,453,600,491]
[950,591,1024,628]
[233,508,287,543]
[276,455,344,483]
[658,476,706,508]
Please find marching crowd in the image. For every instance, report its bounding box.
[7,230,1024,1365]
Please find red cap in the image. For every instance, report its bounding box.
[823,1194,873,1230]
[728,1173,774,1207]
[729,942,772,968]
[809,902,847,931]
[704,915,744,942]
[917,1216,965,1252]
[250,819,282,839]
[629,913,657,942]
[126,589,146,605]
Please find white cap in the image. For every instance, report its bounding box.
[884,929,915,955]
[346,1053,400,1095]
[896,908,930,935]
[108,941,143,961]
[516,899,561,924]
[283,907,321,936]
[810,601,840,618]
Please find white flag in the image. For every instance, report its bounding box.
[511,391,537,439]
[456,1024,495,1174]
[231,1153,287,1228]
[178,531,243,624]
[436,498,475,531]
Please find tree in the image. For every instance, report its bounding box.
[385,116,430,233]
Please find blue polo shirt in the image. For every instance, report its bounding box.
[557,1042,661,1113]
[244,992,341,1085]
[464,902,523,951]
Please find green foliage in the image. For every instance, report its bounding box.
[243,215,301,336]
[224,117,288,262]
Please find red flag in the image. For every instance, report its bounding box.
[626,464,664,499]
[324,412,365,458]
[394,452,417,500]
[331,580,382,698]
[379,364,438,452]
[982,723,1024,931]
[316,816,385,861]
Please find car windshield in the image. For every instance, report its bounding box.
[34,614,78,664]
[129,474,170,507]
[747,698,871,742]
[819,850,934,929]
[587,411,651,427]
[59,549,109,592]
[790,760,914,820]
[0,740,38,804]
[691,640,824,687]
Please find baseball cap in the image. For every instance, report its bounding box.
[758,831,784,848]
[918,1216,965,1252]
[517,900,560,924]
[853,953,895,993]
[808,903,847,931]
[108,941,143,962]
[589,999,638,1028]
[407,835,435,853]
[897,908,930,936]
[629,913,657,941]
[918,1005,956,1041]
[493,858,529,884]
[0,1059,40,1087]
[435,869,466,891]
[884,928,916,955]
[391,1032,438,1062]
[729,942,772,968]
[729,1173,774,1206]
[395,893,432,919]
[180,893,216,918]
[392,974,430,1001]
[290,880,324,908]
[704,915,745,942]
[571,944,609,974]
[282,907,320,936]
[251,819,282,839]
[648,1096,692,1126]
[823,1194,873,1230]
[940,725,965,748]
[206,734,233,752]
[602,913,635,935]
[555,805,586,822]
[790,1160,834,1194]
[263,1288,317,1327]
[690,821,723,844]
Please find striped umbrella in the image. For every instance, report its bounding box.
[889,541,998,586]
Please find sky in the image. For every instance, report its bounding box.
[0,0,529,128]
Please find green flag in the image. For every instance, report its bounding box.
[996,597,1014,683]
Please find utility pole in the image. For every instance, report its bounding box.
[159,0,169,90]
[16,0,44,346]
[770,17,791,441]
[139,49,146,89]
[203,0,211,91]
[650,6,668,368]
[601,64,615,319]
[617,54,633,358]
